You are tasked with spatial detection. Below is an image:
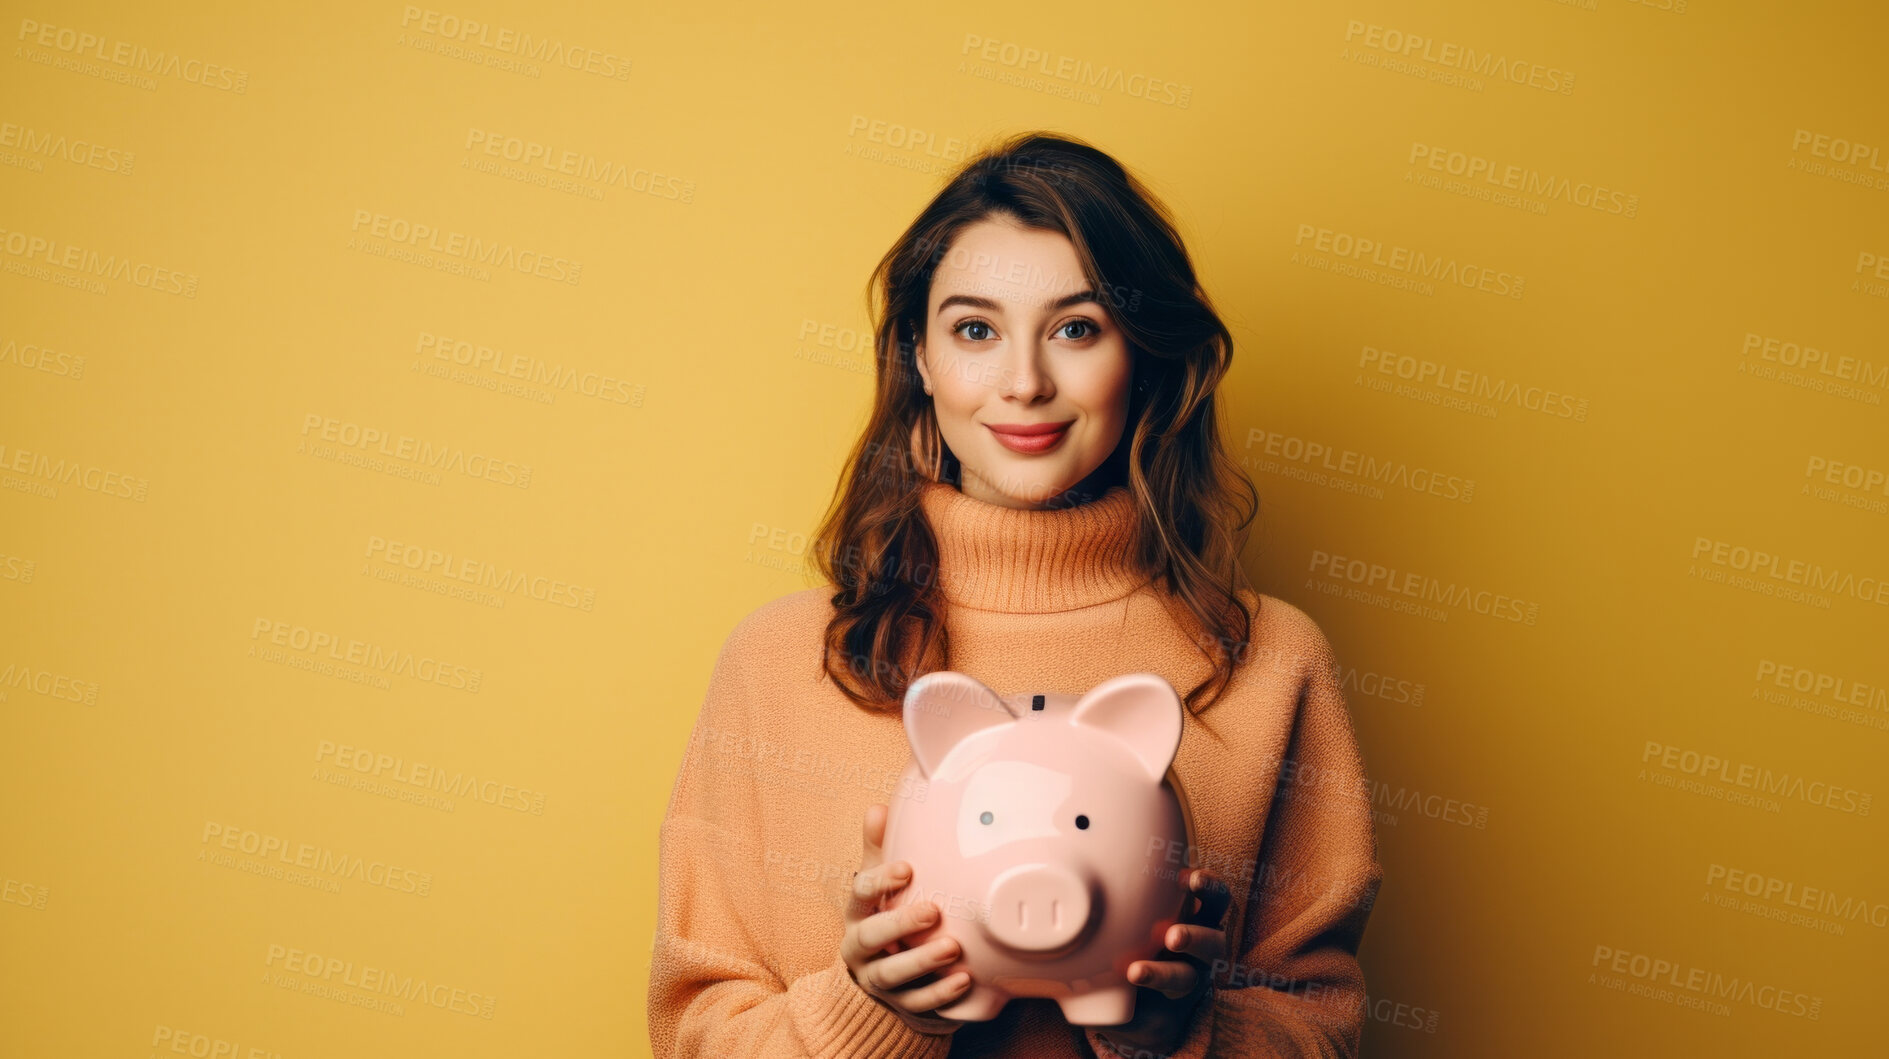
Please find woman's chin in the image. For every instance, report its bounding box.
[964,465,1079,508]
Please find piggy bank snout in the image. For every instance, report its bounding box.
[983,864,1093,953]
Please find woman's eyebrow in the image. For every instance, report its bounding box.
[936,289,1099,314]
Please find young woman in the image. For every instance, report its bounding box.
[648,132,1383,1058]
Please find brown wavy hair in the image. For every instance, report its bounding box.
[809,131,1260,714]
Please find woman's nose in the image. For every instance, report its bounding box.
[999,341,1054,402]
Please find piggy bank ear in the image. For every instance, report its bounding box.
[904,672,1018,777]
[1069,673,1183,781]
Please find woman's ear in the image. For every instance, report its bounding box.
[911,327,932,394]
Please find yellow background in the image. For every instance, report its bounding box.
[4,0,1884,1055]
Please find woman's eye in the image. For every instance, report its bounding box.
[1058,320,1094,341]
[954,320,993,342]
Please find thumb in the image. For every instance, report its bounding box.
[860,803,888,869]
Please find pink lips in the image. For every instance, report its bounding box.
[986,420,1075,455]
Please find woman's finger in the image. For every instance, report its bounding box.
[843,856,909,924]
[1185,867,1232,928]
[853,896,939,954]
[889,969,972,1014]
[1128,958,1198,1000]
[1162,922,1227,965]
[862,935,961,992]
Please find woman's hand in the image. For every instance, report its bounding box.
[840,803,974,1035]
[1093,867,1233,1057]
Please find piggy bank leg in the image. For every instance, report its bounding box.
[935,984,1010,1022]
[1058,985,1136,1026]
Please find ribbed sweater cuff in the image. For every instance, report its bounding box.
[787,956,958,1059]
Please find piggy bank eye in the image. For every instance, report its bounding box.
[1075,814,1090,830]
[979,811,994,825]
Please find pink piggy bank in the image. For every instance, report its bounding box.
[879,671,1195,1025]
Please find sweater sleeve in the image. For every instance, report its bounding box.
[646,622,957,1059]
[1084,617,1382,1059]
[1205,618,1384,1058]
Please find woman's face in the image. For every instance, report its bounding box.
[914,215,1133,510]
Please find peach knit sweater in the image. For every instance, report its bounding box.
[648,481,1383,1058]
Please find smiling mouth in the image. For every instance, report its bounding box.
[986,421,1074,455]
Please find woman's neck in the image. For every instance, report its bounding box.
[917,478,1148,613]
[953,462,1127,512]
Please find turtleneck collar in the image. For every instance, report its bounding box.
[916,480,1151,613]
